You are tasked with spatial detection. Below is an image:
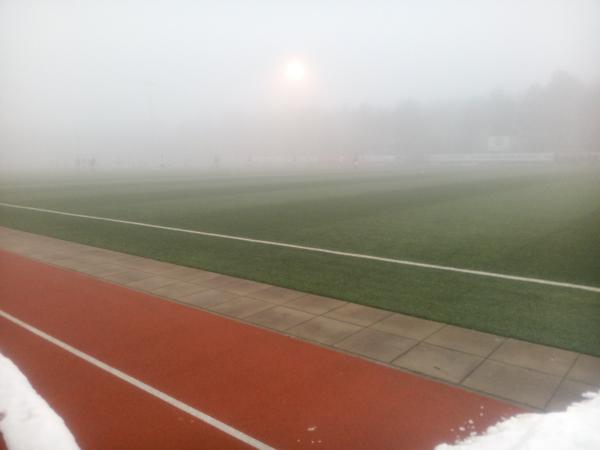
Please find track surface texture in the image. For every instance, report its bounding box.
[0,251,522,449]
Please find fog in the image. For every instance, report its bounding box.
[1,0,599,171]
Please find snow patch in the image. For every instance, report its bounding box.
[0,353,80,450]
[436,390,600,450]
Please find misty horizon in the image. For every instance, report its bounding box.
[1,1,599,170]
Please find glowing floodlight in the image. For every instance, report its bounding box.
[285,59,307,83]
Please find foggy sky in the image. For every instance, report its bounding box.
[1,1,599,169]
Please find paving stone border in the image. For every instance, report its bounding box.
[1,226,598,411]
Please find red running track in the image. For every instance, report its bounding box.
[0,250,522,449]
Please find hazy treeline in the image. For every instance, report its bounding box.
[202,71,599,163]
[138,71,600,168]
[1,72,599,171]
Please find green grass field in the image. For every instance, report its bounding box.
[1,165,599,355]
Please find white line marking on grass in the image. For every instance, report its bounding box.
[1,201,599,293]
[0,309,275,450]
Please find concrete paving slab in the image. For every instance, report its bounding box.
[285,294,347,315]
[425,325,505,357]
[75,263,125,277]
[393,343,482,384]
[325,303,392,327]
[546,379,597,412]
[186,271,222,285]
[51,257,92,270]
[490,339,578,377]
[335,328,417,362]
[126,276,178,291]
[220,279,272,296]
[178,289,240,309]
[123,260,181,275]
[463,360,562,409]
[566,354,600,386]
[372,314,444,340]
[200,274,245,290]
[148,281,207,300]
[288,316,361,345]
[246,306,314,331]
[156,266,209,281]
[208,297,273,319]
[112,255,156,268]
[248,286,306,304]
[102,269,155,284]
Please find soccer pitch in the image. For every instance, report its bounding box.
[1,165,599,355]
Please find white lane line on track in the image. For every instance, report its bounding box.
[1,201,599,294]
[0,309,276,450]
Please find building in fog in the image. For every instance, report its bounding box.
[486,135,513,152]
